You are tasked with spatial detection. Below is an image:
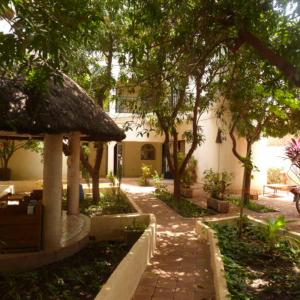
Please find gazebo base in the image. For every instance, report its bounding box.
[0,212,90,272]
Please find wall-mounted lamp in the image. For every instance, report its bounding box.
[216,128,223,144]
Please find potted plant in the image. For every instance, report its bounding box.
[203,169,233,213]
[180,155,198,198]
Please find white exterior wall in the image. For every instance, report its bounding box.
[6,99,284,196]
[179,110,245,194]
[251,137,297,190]
[9,143,68,180]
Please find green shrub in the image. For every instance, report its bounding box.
[0,242,130,299]
[139,164,152,186]
[264,215,300,252]
[82,190,132,216]
[152,170,167,193]
[106,171,116,187]
[229,197,276,213]
[267,167,287,184]
[155,189,215,217]
[178,153,198,186]
[210,221,300,299]
[203,169,233,199]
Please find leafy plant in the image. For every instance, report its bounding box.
[229,197,276,213]
[178,153,198,186]
[202,169,233,200]
[139,164,152,186]
[264,215,300,252]
[82,190,132,216]
[152,171,167,193]
[155,189,215,218]
[286,138,300,169]
[211,221,300,299]
[0,241,130,299]
[285,138,300,183]
[107,171,116,187]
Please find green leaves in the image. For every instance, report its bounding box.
[0,0,96,74]
[0,241,131,299]
[211,220,300,299]
[202,169,233,199]
[264,215,300,252]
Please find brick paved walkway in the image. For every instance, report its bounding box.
[122,184,215,300]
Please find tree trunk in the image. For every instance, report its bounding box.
[172,130,181,200]
[242,166,252,205]
[242,141,253,205]
[173,172,181,200]
[91,143,104,204]
[3,159,9,170]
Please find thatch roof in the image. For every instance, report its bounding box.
[0,74,125,141]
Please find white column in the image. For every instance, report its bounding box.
[107,141,116,174]
[43,134,63,250]
[67,132,80,215]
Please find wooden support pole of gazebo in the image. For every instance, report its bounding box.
[43,134,63,250]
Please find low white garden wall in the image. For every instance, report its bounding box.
[92,213,156,300]
[196,219,230,300]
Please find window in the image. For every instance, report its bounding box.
[141,144,155,160]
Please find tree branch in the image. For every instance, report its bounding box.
[229,121,244,162]
[238,30,300,87]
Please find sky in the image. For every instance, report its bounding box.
[0,20,11,33]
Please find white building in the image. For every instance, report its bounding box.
[5,87,290,195]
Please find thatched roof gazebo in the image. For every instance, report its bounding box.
[0,73,125,141]
[0,73,125,251]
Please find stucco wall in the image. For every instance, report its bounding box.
[8,143,68,180]
[122,142,162,177]
[180,110,245,193]
[7,141,110,181]
[251,138,296,192]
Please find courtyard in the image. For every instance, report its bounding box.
[0,0,300,299]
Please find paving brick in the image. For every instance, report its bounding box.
[122,183,215,300]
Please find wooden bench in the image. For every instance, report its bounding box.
[263,184,295,196]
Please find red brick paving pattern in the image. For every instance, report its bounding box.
[123,187,215,300]
[123,181,300,300]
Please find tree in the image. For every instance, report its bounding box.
[196,0,300,87]
[122,0,230,199]
[121,0,300,200]
[0,0,94,75]
[65,0,124,203]
[220,48,299,209]
[0,0,124,202]
[0,139,42,180]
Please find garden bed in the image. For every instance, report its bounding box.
[229,197,277,213]
[63,188,135,216]
[199,216,300,300]
[0,241,132,299]
[155,190,216,218]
